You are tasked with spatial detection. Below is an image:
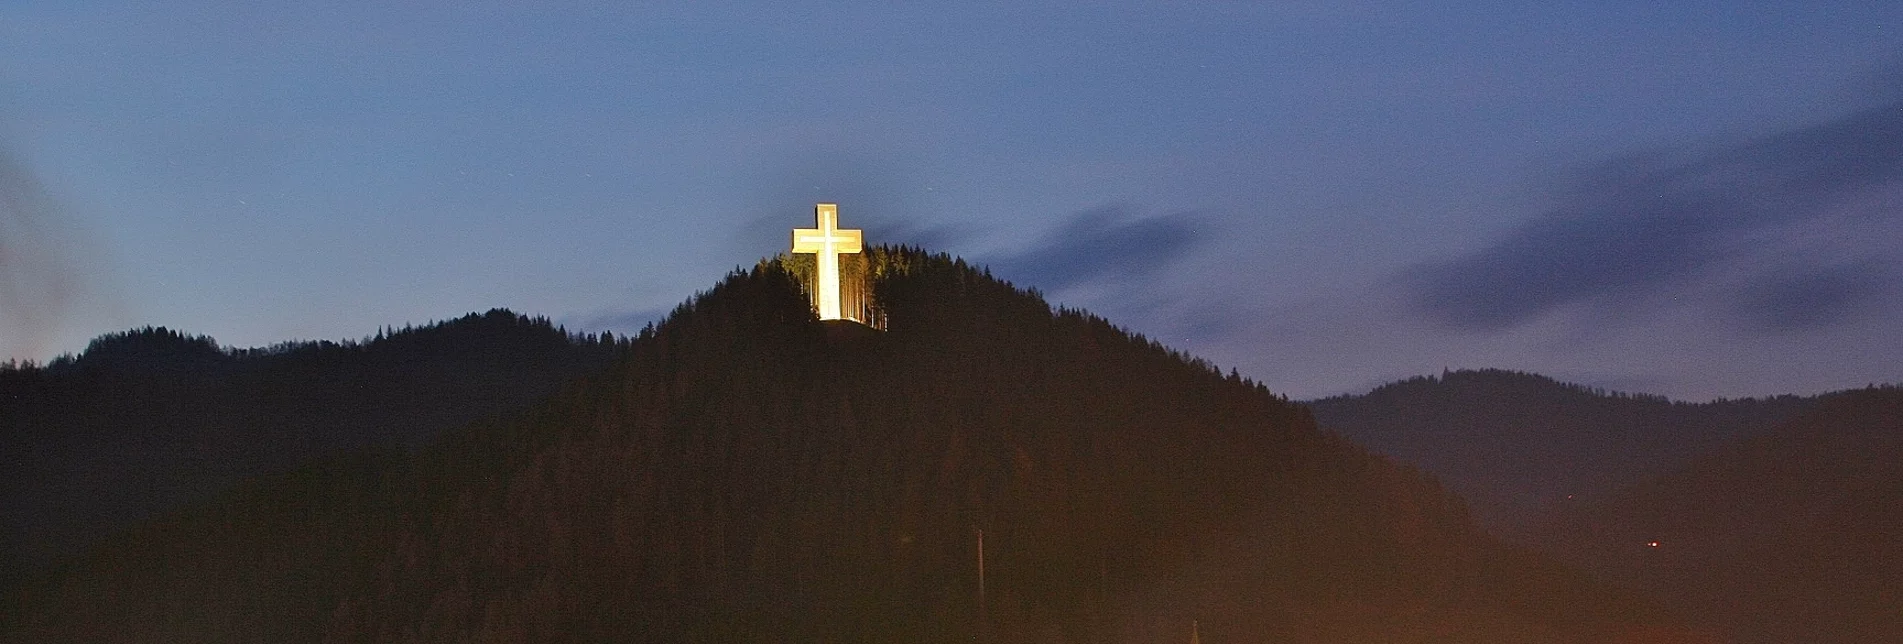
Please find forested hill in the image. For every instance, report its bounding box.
[0,309,625,591]
[1306,369,1816,529]
[1529,386,1903,644]
[5,249,1698,643]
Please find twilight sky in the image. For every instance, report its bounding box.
[4,1,1900,400]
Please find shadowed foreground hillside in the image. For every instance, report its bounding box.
[5,250,1699,643]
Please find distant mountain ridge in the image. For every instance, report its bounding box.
[3,251,1692,643]
[1306,369,1816,529]
[1528,386,1903,644]
[1309,369,1902,643]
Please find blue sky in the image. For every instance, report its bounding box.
[4,1,1900,399]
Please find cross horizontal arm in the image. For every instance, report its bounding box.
[792,229,863,254]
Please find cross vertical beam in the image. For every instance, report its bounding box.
[791,203,863,320]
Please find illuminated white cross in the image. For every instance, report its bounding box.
[791,202,863,320]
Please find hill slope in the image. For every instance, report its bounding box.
[5,251,1695,643]
[0,310,623,588]
[1307,370,1814,529]
[1529,387,1903,644]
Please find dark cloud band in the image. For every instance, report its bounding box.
[1732,263,1890,334]
[1402,100,1903,332]
[989,206,1202,291]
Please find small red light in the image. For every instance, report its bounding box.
[1646,541,1660,548]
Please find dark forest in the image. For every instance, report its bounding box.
[2,249,1701,642]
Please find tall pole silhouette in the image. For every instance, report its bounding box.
[976,528,986,641]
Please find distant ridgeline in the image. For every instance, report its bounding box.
[3,308,615,373]
[0,309,625,596]
[1307,369,1817,531]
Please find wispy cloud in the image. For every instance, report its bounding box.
[1731,262,1890,334]
[1,145,83,360]
[1400,99,1903,332]
[988,206,1203,291]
